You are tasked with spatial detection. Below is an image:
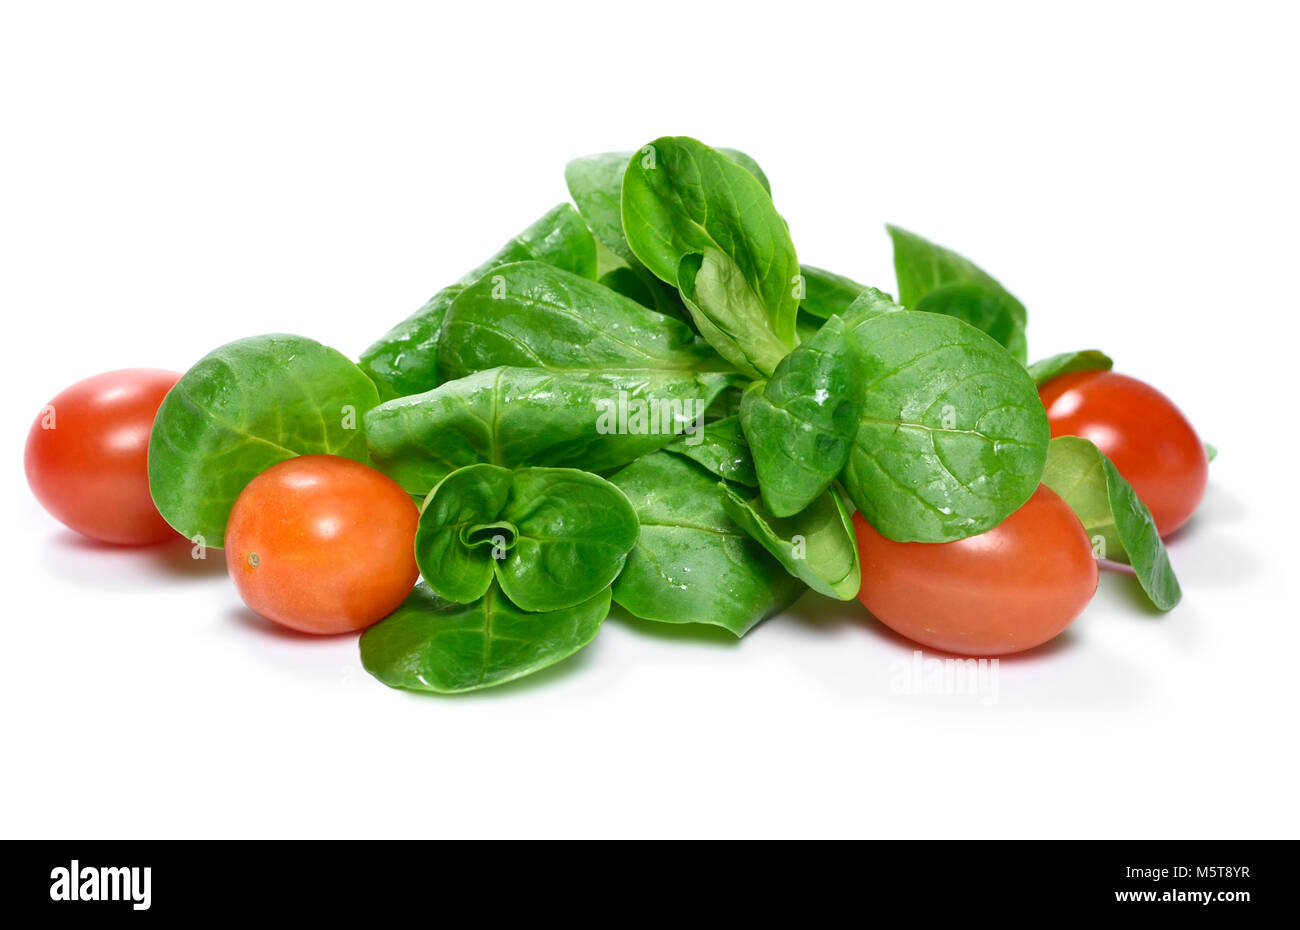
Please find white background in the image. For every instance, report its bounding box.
[2,1,1296,839]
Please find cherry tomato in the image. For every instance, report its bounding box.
[853,486,1098,656]
[1039,370,1207,536]
[224,455,419,635]
[25,369,181,545]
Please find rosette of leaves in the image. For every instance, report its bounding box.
[360,465,638,694]
[414,464,638,612]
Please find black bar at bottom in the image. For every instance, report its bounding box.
[4,840,1287,917]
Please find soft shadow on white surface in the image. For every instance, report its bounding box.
[1164,532,1258,589]
[773,582,1150,708]
[1177,481,1247,527]
[227,605,368,688]
[42,530,228,588]
[228,603,608,700]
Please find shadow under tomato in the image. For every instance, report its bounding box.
[43,529,228,585]
[225,604,358,643]
[1178,480,1246,528]
[788,586,1082,662]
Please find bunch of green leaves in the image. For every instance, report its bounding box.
[149,135,1187,697]
[355,137,1061,690]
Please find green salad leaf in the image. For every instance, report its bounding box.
[677,249,792,378]
[914,282,1028,362]
[664,414,757,487]
[598,265,690,322]
[739,314,866,517]
[564,145,769,330]
[1041,437,1182,610]
[610,452,805,636]
[360,582,609,694]
[799,265,869,320]
[365,366,732,497]
[436,260,724,381]
[416,464,638,613]
[148,334,379,546]
[721,485,861,600]
[566,146,770,262]
[565,151,643,265]
[1027,349,1114,387]
[841,311,1050,542]
[841,286,904,326]
[795,312,824,344]
[359,203,597,398]
[887,225,1028,360]
[622,137,800,353]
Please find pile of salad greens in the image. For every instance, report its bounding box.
[147,137,1180,693]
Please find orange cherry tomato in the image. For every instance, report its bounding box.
[1039,370,1207,536]
[25,368,181,545]
[224,455,419,635]
[853,486,1098,656]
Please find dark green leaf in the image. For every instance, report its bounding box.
[622,136,800,351]
[841,311,1050,542]
[598,265,691,323]
[413,464,514,604]
[886,225,1028,353]
[610,453,805,636]
[148,334,379,546]
[565,152,641,264]
[914,283,1028,363]
[740,315,866,517]
[799,265,868,319]
[796,311,824,344]
[720,485,861,600]
[359,204,597,398]
[1026,350,1114,387]
[1041,436,1182,610]
[717,148,772,195]
[496,467,639,611]
[365,366,731,497]
[416,464,638,613]
[436,260,723,382]
[566,147,771,264]
[841,286,904,327]
[664,414,757,487]
[360,582,609,694]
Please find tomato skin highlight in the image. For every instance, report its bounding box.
[25,368,182,545]
[1039,370,1207,536]
[224,455,420,635]
[853,486,1098,656]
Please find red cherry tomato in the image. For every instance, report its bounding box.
[25,369,181,545]
[1039,370,1207,536]
[224,455,419,635]
[853,486,1098,656]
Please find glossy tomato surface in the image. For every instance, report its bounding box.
[1039,370,1207,536]
[853,486,1098,656]
[25,368,181,545]
[225,455,419,635]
